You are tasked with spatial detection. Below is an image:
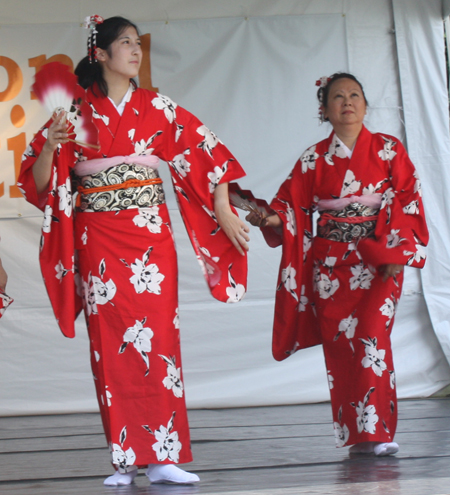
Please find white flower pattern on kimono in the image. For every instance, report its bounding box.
[126,247,165,295]
[353,388,378,434]
[413,170,422,197]
[173,308,180,329]
[92,275,117,306]
[389,370,396,389]
[324,135,347,165]
[81,226,88,245]
[360,337,387,377]
[338,314,358,340]
[316,273,339,299]
[160,355,184,398]
[142,412,182,463]
[349,264,374,290]
[362,179,387,195]
[340,169,361,198]
[378,137,397,161]
[169,149,191,177]
[207,160,229,193]
[111,426,136,471]
[279,263,299,302]
[403,200,419,215]
[133,207,163,234]
[386,229,406,248]
[120,318,154,375]
[404,244,426,266]
[328,371,335,390]
[303,231,312,262]
[226,264,245,302]
[286,207,297,236]
[300,146,318,173]
[299,285,308,312]
[55,260,70,281]
[152,94,177,123]
[380,297,396,329]
[334,422,350,447]
[43,205,54,233]
[197,125,222,157]
[105,386,112,407]
[57,177,72,217]
[132,130,162,155]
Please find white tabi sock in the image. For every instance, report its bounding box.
[349,441,399,456]
[103,466,138,486]
[146,464,200,484]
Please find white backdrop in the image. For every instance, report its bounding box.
[1,0,450,415]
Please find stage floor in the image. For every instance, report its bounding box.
[0,398,449,494]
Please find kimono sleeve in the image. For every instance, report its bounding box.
[359,137,429,268]
[154,101,247,303]
[18,119,54,211]
[0,288,13,317]
[265,158,321,361]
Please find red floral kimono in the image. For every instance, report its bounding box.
[263,126,428,447]
[19,86,247,469]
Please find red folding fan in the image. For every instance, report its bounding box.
[32,62,99,149]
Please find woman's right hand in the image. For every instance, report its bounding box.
[245,211,282,229]
[43,111,69,152]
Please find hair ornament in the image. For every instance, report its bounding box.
[84,15,104,63]
[316,76,331,124]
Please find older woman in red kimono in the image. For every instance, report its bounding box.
[247,73,428,456]
[19,16,249,486]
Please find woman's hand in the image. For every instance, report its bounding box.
[380,263,404,282]
[245,211,282,229]
[214,183,250,256]
[44,111,69,152]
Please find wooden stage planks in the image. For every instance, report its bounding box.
[0,398,449,494]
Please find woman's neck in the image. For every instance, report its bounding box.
[334,124,363,150]
[105,75,131,106]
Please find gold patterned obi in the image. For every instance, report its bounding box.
[74,164,165,213]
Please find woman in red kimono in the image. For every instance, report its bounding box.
[247,73,428,456]
[19,16,249,486]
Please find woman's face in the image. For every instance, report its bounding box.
[97,26,142,81]
[322,78,366,130]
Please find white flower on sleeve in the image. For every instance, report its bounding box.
[286,207,296,236]
[378,136,397,161]
[111,426,136,471]
[413,170,422,197]
[226,264,245,302]
[105,386,112,407]
[300,145,318,173]
[389,370,396,389]
[403,200,419,215]
[57,177,72,217]
[328,371,335,390]
[169,149,191,177]
[133,207,163,234]
[340,169,361,198]
[43,205,54,233]
[160,355,184,398]
[403,243,426,265]
[303,231,312,261]
[197,125,222,157]
[361,337,387,377]
[315,273,339,299]
[207,160,229,193]
[334,422,349,447]
[142,412,182,463]
[353,388,378,435]
[279,263,299,302]
[386,229,406,248]
[173,308,180,329]
[119,317,154,375]
[349,264,374,290]
[152,94,177,123]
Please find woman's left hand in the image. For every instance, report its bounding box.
[380,263,404,282]
[214,183,250,256]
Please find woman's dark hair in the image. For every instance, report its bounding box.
[75,16,140,96]
[317,72,368,122]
